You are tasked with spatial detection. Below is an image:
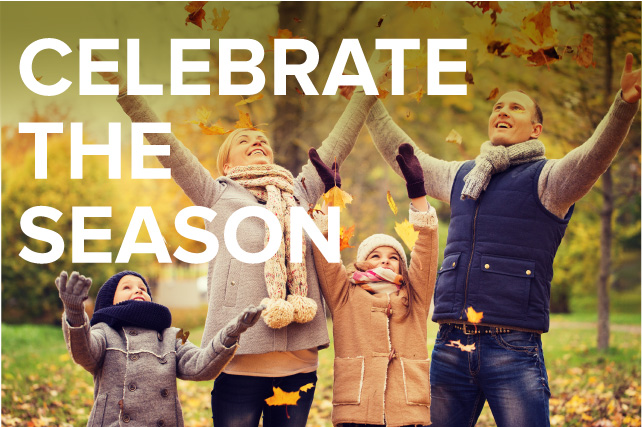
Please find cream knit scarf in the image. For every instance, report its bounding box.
[227,164,317,329]
[461,140,546,200]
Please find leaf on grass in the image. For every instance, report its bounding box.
[486,87,499,101]
[265,387,301,406]
[445,129,463,145]
[406,1,432,12]
[409,85,424,103]
[394,219,419,251]
[339,225,356,251]
[210,7,230,31]
[466,306,484,323]
[176,328,190,345]
[185,1,207,28]
[235,93,264,107]
[446,339,476,352]
[322,186,353,210]
[573,33,595,68]
[386,191,398,215]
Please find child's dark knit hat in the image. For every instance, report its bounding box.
[94,270,150,312]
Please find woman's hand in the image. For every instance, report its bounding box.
[309,147,341,193]
[56,271,92,326]
[621,53,641,104]
[396,143,428,211]
[91,52,127,95]
[220,304,266,348]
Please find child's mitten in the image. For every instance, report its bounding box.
[396,143,426,199]
[309,147,341,192]
[56,271,92,326]
[220,304,266,348]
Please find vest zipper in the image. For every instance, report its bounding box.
[461,198,481,318]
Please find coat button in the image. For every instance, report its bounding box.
[129,383,136,391]
[129,354,139,361]
[452,262,456,267]
[157,332,163,341]
[157,421,165,427]
[160,388,169,398]
[122,414,131,423]
[129,330,138,336]
[526,270,532,275]
[484,264,490,269]
[231,281,236,286]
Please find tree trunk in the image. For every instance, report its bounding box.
[597,10,614,351]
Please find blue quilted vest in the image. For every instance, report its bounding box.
[431,160,574,333]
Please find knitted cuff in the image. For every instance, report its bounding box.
[612,90,641,120]
[406,181,427,199]
[64,309,86,327]
[61,293,87,314]
[409,206,438,229]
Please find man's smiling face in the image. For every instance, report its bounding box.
[488,91,543,146]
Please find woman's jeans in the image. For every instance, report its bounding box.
[430,324,551,427]
[211,371,317,427]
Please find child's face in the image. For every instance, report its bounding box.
[365,246,401,274]
[113,275,151,305]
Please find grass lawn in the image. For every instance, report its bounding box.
[2,314,640,427]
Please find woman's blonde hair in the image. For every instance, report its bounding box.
[217,128,251,176]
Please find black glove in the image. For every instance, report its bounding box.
[396,143,426,199]
[309,148,341,192]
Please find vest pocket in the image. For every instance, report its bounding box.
[400,358,431,406]
[332,357,364,405]
[479,254,535,320]
[88,393,107,426]
[434,253,461,313]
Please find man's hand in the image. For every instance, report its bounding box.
[621,53,641,104]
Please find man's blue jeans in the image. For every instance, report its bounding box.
[211,371,317,427]
[430,324,551,427]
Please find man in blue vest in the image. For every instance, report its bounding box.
[362,53,640,426]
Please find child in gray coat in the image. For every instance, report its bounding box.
[56,270,264,427]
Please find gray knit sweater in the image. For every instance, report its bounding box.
[366,91,639,218]
[115,93,377,356]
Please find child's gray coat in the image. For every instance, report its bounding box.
[63,312,237,427]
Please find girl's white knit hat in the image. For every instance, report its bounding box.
[356,234,408,267]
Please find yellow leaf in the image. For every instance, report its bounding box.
[408,85,424,103]
[406,1,432,12]
[196,106,212,124]
[265,387,301,406]
[404,46,427,69]
[176,328,190,345]
[466,306,484,324]
[268,28,305,49]
[339,225,356,251]
[445,129,462,145]
[235,93,264,107]
[210,7,230,32]
[386,191,398,215]
[299,383,315,393]
[322,186,353,210]
[199,121,232,136]
[394,219,419,251]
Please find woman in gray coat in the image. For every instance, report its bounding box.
[98,58,384,425]
[57,269,263,427]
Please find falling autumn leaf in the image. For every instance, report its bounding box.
[395,219,419,251]
[446,339,476,352]
[176,328,190,345]
[466,306,484,323]
[406,1,432,12]
[322,186,353,210]
[445,129,463,145]
[234,109,264,131]
[265,387,301,406]
[573,33,595,68]
[185,1,207,28]
[486,87,499,100]
[339,225,356,251]
[299,383,315,393]
[465,70,475,85]
[404,47,427,70]
[386,191,398,215]
[234,93,264,107]
[409,85,425,103]
[338,84,356,100]
[210,7,230,32]
[377,88,390,99]
[376,15,386,27]
[268,28,305,49]
[198,121,232,136]
[466,1,503,16]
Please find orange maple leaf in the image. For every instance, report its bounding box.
[339,225,356,251]
[406,1,432,12]
[466,306,484,324]
[322,186,353,211]
[199,121,232,136]
[486,88,499,101]
[185,1,207,28]
[446,339,476,352]
[268,28,305,49]
[445,129,463,145]
[210,7,230,32]
[573,33,596,68]
[394,219,419,251]
[235,93,264,107]
[386,191,398,215]
[265,387,301,406]
[408,85,425,103]
[234,109,264,131]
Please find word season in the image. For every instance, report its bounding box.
[21,38,468,97]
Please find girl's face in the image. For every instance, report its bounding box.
[113,275,151,305]
[366,246,401,274]
[224,130,274,174]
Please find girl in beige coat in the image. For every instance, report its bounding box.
[309,144,439,426]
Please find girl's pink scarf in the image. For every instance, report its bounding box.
[350,267,404,295]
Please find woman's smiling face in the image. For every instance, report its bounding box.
[224,130,274,174]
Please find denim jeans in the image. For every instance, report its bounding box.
[430,324,550,427]
[211,371,317,427]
